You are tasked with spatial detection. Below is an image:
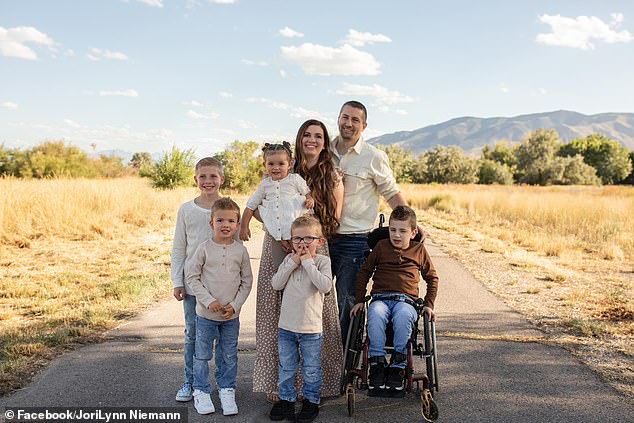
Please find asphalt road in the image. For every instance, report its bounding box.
[2,231,633,422]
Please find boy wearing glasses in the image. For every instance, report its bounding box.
[269,215,332,423]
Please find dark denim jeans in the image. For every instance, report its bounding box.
[328,234,369,345]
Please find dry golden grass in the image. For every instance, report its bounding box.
[398,183,634,397]
[401,183,634,261]
[0,177,204,394]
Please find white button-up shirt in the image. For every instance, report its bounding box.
[246,173,311,240]
[331,136,400,234]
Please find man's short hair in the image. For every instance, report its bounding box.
[291,215,323,237]
[389,205,417,230]
[211,197,240,219]
[340,100,367,123]
[195,157,224,176]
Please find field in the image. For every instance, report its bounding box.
[1,178,633,397]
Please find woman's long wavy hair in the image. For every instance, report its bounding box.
[293,119,340,239]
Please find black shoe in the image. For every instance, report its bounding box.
[269,399,295,421]
[368,362,386,390]
[296,399,319,423]
[386,366,406,391]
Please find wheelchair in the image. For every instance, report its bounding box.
[341,215,439,422]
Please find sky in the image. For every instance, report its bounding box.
[1,0,634,157]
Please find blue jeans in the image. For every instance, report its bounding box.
[329,234,369,344]
[278,329,323,404]
[193,315,240,393]
[183,294,197,386]
[183,295,222,386]
[367,295,418,368]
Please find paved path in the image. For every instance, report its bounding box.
[2,232,633,422]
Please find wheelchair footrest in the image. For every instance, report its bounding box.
[368,388,407,398]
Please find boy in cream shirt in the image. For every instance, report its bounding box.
[269,216,332,423]
[186,198,253,416]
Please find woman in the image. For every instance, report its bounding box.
[253,119,344,401]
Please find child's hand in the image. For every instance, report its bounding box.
[208,301,224,313]
[304,196,314,209]
[300,251,313,262]
[350,303,364,318]
[280,239,292,253]
[173,287,185,301]
[239,226,251,241]
[290,251,302,265]
[423,306,435,321]
[221,305,235,319]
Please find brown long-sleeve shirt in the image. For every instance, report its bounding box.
[355,238,438,309]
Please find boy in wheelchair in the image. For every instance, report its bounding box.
[350,205,438,392]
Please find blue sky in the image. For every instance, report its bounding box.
[1,0,633,157]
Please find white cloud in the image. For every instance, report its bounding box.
[239,119,255,129]
[87,48,129,61]
[187,110,219,120]
[64,119,81,128]
[336,83,414,105]
[281,43,381,76]
[99,89,139,97]
[538,87,547,95]
[394,109,408,115]
[245,97,333,125]
[183,100,204,106]
[1,101,18,110]
[219,91,233,98]
[208,0,236,4]
[499,83,509,94]
[137,0,163,7]
[342,29,392,47]
[279,26,304,38]
[280,69,287,78]
[0,26,56,60]
[536,13,633,49]
[241,59,269,66]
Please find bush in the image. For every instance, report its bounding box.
[150,146,196,189]
[214,140,263,192]
[478,159,514,185]
[419,146,479,184]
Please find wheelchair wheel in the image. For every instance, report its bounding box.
[423,313,438,392]
[343,308,365,371]
[420,388,439,422]
[345,383,355,417]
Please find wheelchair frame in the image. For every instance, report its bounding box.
[342,300,439,421]
[341,214,439,421]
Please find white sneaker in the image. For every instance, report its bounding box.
[193,389,215,414]
[219,388,238,416]
[175,382,193,402]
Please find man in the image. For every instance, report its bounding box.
[329,100,407,343]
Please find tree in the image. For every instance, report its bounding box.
[129,152,154,177]
[481,141,518,170]
[558,155,601,185]
[559,134,633,184]
[214,140,263,192]
[419,145,479,184]
[515,129,561,185]
[624,151,634,185]
[150,146,196,189]
[478,159,514,185]
[376,144,415,183]
[26,141,95,178]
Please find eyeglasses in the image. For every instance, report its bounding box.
[290,236,321,244]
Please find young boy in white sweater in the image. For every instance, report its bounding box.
[269,215,332,423]
[185,198,253,416]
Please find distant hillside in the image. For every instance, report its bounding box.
[367,110,634,154]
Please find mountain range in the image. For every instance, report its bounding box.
[367,110,634,154]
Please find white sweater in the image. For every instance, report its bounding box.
[271,254,332,334]
[170,200,212,295]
